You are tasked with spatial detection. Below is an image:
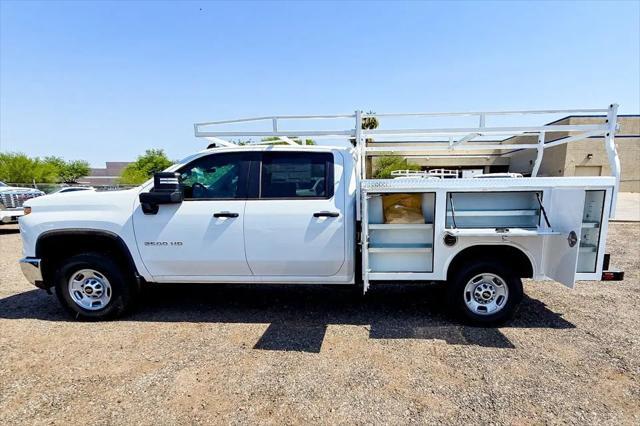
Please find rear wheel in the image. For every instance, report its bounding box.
[54,253,135,320]
[447,259,523,325]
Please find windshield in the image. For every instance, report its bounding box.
[0,181,6,187]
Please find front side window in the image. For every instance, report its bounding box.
[260,152,333,199]
[178,153,251,199]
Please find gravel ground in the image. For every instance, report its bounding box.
[0,223,639,425]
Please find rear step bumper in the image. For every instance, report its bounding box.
[601,254,624,281]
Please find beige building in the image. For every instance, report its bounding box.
[508,116,639,192]
[369,115,639,192]
[79,161,131,186]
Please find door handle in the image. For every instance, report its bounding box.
[313,211,340,218]
[213,211,239,218]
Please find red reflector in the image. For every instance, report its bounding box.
[601,271,624,281]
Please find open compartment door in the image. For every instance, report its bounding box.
[543,188,585,288]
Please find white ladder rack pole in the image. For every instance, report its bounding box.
[542,129,605,148]
[448,113,485,147]
[451,132,480,147]
[605,103,620,218]
[355,110,363,221]
[366,144,541,153]
[531,131,546,177]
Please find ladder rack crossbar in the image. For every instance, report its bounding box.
[196,113,356,127]
[366,144,541,152]
[195,130,355,138]
[362,124,606,137]
[364,108,608,118]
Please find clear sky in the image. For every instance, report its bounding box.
[1,0,639,166]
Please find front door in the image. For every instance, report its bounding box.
[133,152,254,278]
[244,151,346,277]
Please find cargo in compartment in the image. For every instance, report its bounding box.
[382,193,425,224]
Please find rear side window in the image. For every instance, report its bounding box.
[260,152,334,199]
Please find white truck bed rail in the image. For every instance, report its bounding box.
[194,104,621,217]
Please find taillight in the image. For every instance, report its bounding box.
[601,270,624,281]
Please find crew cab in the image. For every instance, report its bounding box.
[18,106,625,324]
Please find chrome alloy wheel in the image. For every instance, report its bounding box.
[68,269,112,311]
[463,273,509,315]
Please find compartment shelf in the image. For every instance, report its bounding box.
[368,272,433,280]
[368,223,433,230]
[368,243,433,253]
[581,221,600,229]
[579,244,598,253]
[446,209,539,217]
[445,228,560,237]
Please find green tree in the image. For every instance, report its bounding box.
[0,153,59,183]
[373,155,422,179]
[59,160,91,183]
[43,156,90,183]
[119,149,173,184]
[362,114,379,130]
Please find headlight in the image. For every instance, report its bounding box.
[0,202,5,211]
[23,206,32,215]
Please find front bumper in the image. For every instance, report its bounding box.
[0,208,25,223]
[19,257,45,288]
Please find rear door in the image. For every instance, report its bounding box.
[244,151,346,277]
[543,188,585,288]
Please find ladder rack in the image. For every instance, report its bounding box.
[193,104,620,216]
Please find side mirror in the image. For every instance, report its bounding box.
[139,172,184,214]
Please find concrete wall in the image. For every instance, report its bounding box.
[508,134,569,177]
[564,116,639,192]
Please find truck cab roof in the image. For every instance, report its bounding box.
[177,144,353,167]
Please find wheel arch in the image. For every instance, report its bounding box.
[36,229,141,287]
[445,244,535,280]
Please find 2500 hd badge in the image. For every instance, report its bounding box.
[144,241,183,246]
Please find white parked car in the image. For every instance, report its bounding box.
[474,173,524,178]
[18,105,624,324]
[0,181,45,224]
[52,186,96,194]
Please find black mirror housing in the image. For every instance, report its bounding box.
[139,172,184,214]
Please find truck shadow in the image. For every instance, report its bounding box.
[0,283,574,352]
[0,227,20,235]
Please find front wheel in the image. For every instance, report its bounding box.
[447,259,523,325]
[54,253,135,320]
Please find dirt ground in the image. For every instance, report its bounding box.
[0,223,639,425]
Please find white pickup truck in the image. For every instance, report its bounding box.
[0,181,45,224]
[18,106,624,324]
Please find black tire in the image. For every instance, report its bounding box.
[447,258,523,325]
[54,253,135,320]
